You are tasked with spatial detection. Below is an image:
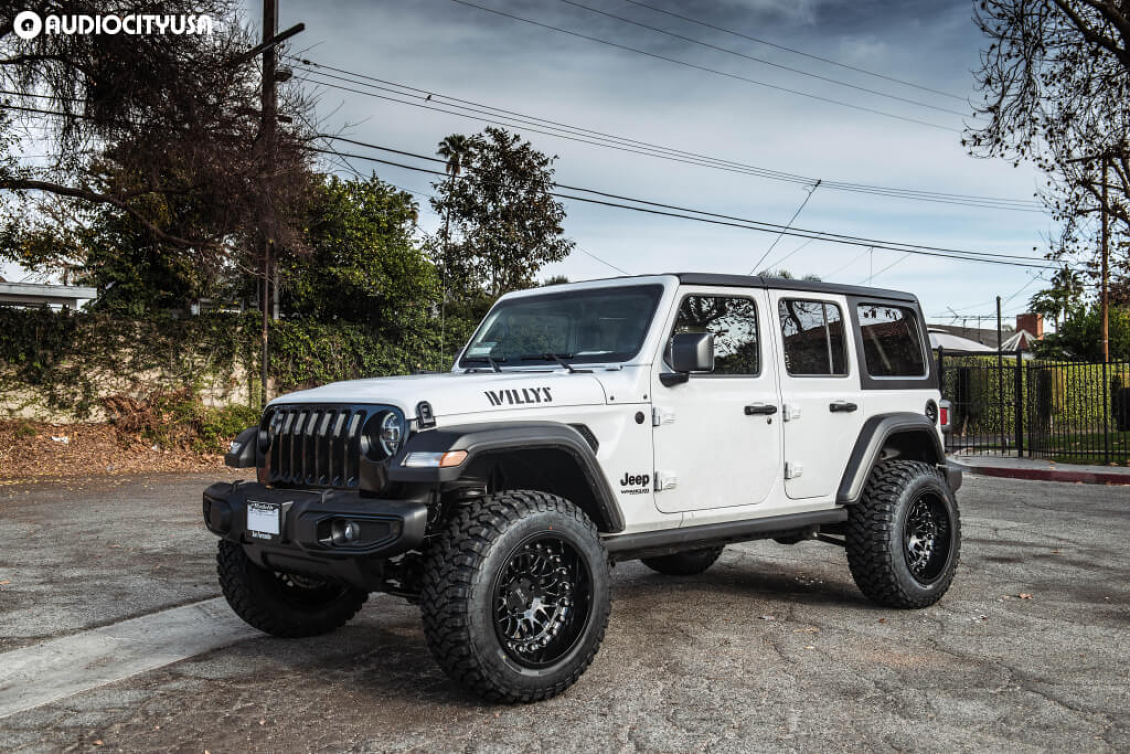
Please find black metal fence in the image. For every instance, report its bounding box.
[937,349,1130,465]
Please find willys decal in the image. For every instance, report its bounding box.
[484,387,553,407]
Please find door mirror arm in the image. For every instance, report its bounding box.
[659,372,690,387]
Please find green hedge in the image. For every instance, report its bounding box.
[0,307,475,420]
[939,353,1130,447]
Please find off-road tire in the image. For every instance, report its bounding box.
[641,546,724,575]
[420,490,611,704]
[846,460,960,609]
[217,540,368,638]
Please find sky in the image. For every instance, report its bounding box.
[275,0,1057,327]
[8,0,1059,327]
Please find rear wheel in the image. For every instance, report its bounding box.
[846,460,961,608]
[420,490,611,703]
[217,541,367,638]
[641,546,724,576]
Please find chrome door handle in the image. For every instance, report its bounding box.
[745,403,778,416]
[829,401,858,413]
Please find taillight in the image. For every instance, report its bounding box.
[939,406,949,426]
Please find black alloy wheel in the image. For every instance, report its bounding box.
[903,492,952,583]
[492,535,593,668]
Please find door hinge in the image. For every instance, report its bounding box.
[782,403,802,422]
[652,406,676,427]
[784,461,804,479]
[654,471,678,491]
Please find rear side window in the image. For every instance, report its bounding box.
[669,295,760,375]
[857,304,927,377]
[778,299,847,376]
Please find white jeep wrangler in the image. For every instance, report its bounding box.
[204,273,961,703]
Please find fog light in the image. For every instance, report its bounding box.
[331,519,360,545]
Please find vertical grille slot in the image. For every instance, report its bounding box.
[267,404,373,489]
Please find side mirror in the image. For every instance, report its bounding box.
[661,332,714,386]
[225,426,258,468]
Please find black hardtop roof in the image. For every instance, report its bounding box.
[672,272,917,303]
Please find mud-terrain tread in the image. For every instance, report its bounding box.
[217,540,367,638]
[420,490,611,704]
[641,546,724,576]
[845,459,960,609]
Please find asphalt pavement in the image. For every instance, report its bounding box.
[0,471,1127,752]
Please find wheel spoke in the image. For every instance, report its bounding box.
[492,535,591,667]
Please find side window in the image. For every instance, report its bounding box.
[669,295,760,376]
[778,299,848,376]
[857,303,927,377]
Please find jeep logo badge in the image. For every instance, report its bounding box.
[619,471,650,495]
[484,387,553,407]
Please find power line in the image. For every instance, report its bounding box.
[320,137,1050,262]
[864,252,912,282]
[294,59,1041,212]
[749,179,821,274]
[621,0,965,102]
[444,0,956,132]
[307,142,1061,270]
[826,246,874,278]
[577,244,631,275]
[553,0,969,117]
[762,235,820,272]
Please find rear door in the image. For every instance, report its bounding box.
[770,292,865,500]
[650,287,781,513]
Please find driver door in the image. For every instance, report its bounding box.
[650,288,781,513]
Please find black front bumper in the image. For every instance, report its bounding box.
[203,481,428,589]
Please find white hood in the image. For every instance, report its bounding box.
[268,370,608,420]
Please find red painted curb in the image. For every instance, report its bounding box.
[952,462,1130,486]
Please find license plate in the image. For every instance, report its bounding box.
[246,501,280,539]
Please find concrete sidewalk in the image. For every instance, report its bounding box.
[950,453,1130,485]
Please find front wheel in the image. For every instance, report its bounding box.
[846,460,961,609]
[217,540,367,638]
[420,490,611,703]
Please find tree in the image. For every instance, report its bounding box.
[1035,303,1130,360]
[967,1,1129,262]
[756,268,821,282]
[430,127,574,298]
[282,174,437,334]
[0,1,316,280]
[1028,264,1086,331]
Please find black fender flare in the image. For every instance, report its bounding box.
[388,421,624,533]
[836,413,947,504]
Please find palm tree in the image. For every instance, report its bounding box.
[436,134,474,360]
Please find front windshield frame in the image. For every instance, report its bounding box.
[457,284,665,370]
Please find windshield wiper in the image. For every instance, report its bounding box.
[463,355,506,373]
[519,352,592,373]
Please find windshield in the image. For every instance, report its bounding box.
[459,285,664,368]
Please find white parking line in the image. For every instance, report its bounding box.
[0,598,257,719]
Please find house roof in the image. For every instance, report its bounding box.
[927,323,1014,350]
[928,329,996,353]
[0,281,97,308]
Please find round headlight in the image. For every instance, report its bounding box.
[377,411,404,457]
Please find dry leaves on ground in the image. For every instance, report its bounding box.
[0,420,224,480]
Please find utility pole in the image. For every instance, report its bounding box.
[259,0,278,408]
[1101,154,1110,363]
[996,295,1006,452]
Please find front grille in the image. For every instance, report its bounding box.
[266,404,371,488]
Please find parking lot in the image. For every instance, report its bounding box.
[0,471,1127,752]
